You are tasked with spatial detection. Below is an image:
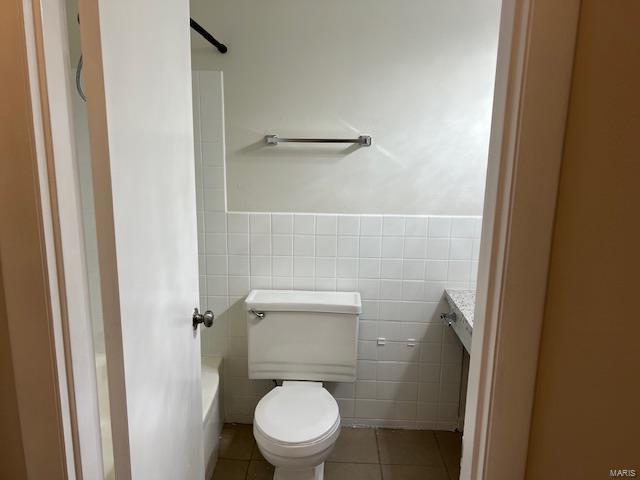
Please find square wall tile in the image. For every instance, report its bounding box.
[360,301,379,320]
[315,277,337,291]
[383,217,406,236]
[203,166,224,189]
[201,141,224,166]
[424,282,445,302]
[358,279,380,300]
[294,257,315,277]
[338,236,359,257]
[204,189,225,212]
[337,278,358,290]
[205,212,227,233]
[293,277,314,290]
[404,238,426,259]
[316,236,337,257]
[337,258,358,278]
[359,258,381,279]
[250,256,271,276]
[379,301,400,320]
[403,259,425,280]
[427,217,451,237]
[227,234,249,255]
[271,213,293,234]
[316,215,338,235]
[206,275,227,296]
[426,238,450,260]
[402,281,424,301]
[380,280,402,301]
[360,237,382,258]
[425,260,448,281]
[206,233,227,254]
[361,216,383,236]
[338,215,360,235]
[228,255,249,276]
[381,259,402,279]
[272,235,293,256]
[227,213,249,233]
[206,255,227,275]
[250,213,271,234]
[359,320,378,340]
[294,235,315,256]
[382,237,404,259]
[316,258,337,277]
[449,238,473,260]
[228,276,250,296]
[251,276,271,289]
[447,261,471,282]
[294,214,315,234]
[451,217,477,238]
[250,235,271,256]
[405,217,428,236]
[272,276,293,289]
[273,256,293,276]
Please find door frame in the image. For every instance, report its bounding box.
[1,0,82,478]
[3,0,106,478]
[9,0,582,478]
[462,0,580,478]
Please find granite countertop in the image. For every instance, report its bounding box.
[444,289,475,329]
[444,289,475,353]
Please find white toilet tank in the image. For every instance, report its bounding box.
[245,290,361,382]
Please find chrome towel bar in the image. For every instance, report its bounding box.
[265,134,372,147]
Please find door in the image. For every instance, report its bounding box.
[77,0,204,478]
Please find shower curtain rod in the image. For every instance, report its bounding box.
[190,18,228,54]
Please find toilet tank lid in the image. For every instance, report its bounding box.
[245,290,362,315]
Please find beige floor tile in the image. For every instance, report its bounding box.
[328,428,379,464]
[246,460,275,480]
[251,442,266,461]
[219,423,255,460]
[447,465,461,480]
[212,459,249,480]
[434,431,462,460]
[376,429,444,467]
[325,462,382,480]
[434,431,462,479]
[381,465,448,480]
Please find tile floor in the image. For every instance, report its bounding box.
[212,424,462,480]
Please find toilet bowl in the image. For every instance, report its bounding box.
[244,289,361,480]
[253,381,340,480]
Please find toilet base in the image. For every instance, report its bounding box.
[273,462,324,480]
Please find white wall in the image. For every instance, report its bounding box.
[194,71,479,429]
[190,0,501,215]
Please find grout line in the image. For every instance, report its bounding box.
[374,427,384,479]
[433,432,453,480]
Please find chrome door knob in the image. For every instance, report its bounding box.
[193,308,214,329]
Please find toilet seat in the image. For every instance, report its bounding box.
[254,381,340,459]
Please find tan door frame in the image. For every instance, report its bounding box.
[1,0,105,478]
[462,0,581,478]
[1,0,74,478]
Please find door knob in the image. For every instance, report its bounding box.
[193,308,214,329]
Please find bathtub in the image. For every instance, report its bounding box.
[202,355,224,479]
[95,354,223,479]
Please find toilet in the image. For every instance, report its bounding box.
[245,290,361,480]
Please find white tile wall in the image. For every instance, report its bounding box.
[193,70,480,430]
